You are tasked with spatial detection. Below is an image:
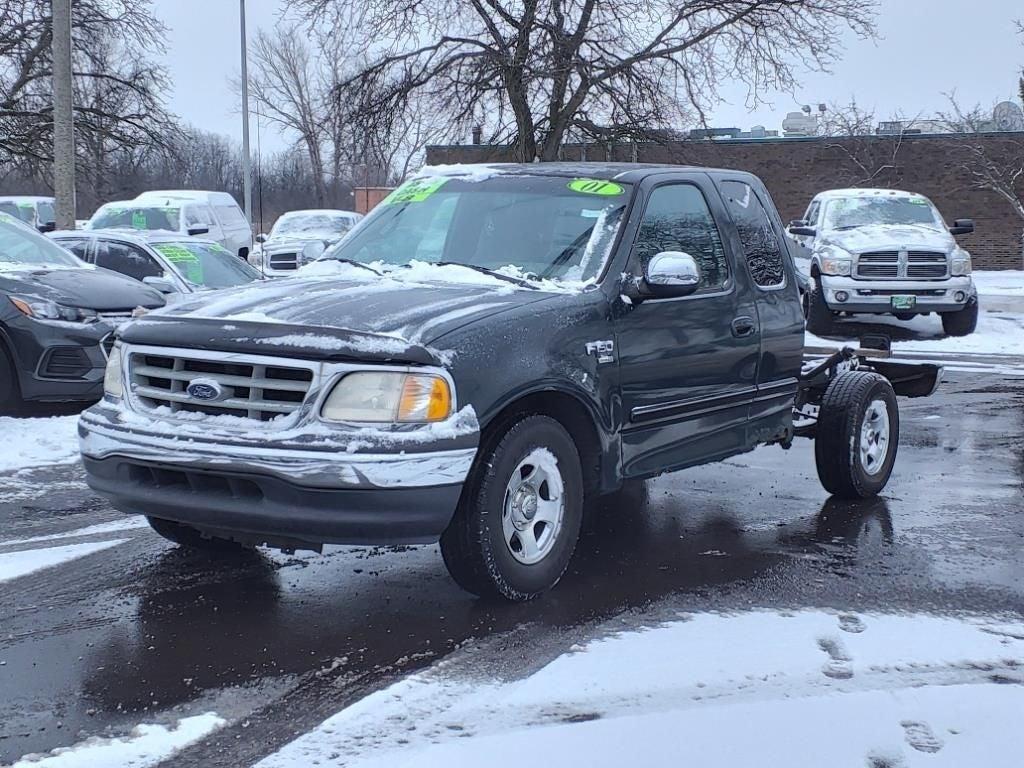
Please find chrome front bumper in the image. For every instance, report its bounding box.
[819,275,976,313]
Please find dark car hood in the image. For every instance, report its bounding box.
[119,273,561,365]
[0,266,165,310]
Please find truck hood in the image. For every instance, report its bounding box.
[119,270,559,365]
[820,224,955,254]
[0,265,165,311]
[264,231,344,248]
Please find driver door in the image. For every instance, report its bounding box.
[614,176,760,478]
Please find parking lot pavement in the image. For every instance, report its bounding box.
[1,371,1022,766]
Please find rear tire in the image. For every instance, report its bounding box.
[814,371,899,499]
[146,516,250,553]
[440,415,584,601]
[805,281,835,336]
[941,299,978,337]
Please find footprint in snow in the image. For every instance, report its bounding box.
[839,613,867,634]
[900,720,944,753]
[817,636,854,679]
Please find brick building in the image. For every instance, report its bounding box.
[427,132,1024,270]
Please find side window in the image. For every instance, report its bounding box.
[37,201,55,225]
[633,183,730,293]
[182,206,202,229]
[805,201,821,226]
[720,180,785,289]
[57,238,92,261]
[215,204,247,227]
[194,205,215,226]
[95,241,164,282]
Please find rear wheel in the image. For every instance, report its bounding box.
[146,516,250,553]
[814,371,899,499]
[941,299,978,337]
[805,281,835,336]
[440,415,583,601]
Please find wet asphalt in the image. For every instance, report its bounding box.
[1,370,1022,766]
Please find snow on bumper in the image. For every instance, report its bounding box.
[818,275,976,313]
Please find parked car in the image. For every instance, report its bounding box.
[788,189,978,336]
[51,229,263,296]
[0,212,164,410]
[0,195,56,232]
[79,164,937,600]
[134,190,253,261]
[254,209,363,276]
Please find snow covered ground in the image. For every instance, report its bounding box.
[0,416,80,473]
[973,270,1024,298]
[259,610,1024,768]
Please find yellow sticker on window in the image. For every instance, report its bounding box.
[383,177,449,205]
[568,179,624,196]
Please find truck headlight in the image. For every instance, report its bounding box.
[104,345,123,398]
[322,371,453,423]
[820,256,852,276]
[951,253,972,276]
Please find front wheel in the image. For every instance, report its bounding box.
[941,299,978,337]
[805,281,835,335]
[440,415,584,601]
[814,371,899,499]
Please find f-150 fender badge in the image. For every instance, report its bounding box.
[585,340,615,364]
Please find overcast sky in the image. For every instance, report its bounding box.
[155,0,1022,153]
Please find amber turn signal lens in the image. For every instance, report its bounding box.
[398,374,452,422]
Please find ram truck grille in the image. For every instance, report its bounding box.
[129,352,314,421]
[855,250,948,280]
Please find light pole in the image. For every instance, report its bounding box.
[52,0,76,230]
[240,0,253,228]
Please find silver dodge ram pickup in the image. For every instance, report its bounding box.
[789,189,978,337]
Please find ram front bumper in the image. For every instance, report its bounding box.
[819,275,976,314]
[79,401,478,548]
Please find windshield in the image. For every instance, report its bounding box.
[823,197,942,230]
[152,240,260,289]
[90,204,181,232]
[273,213,356,236]
[0,215,82,270]
[324,175,631,283]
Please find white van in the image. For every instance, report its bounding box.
[0,196,56,232]
[133,190,253,260]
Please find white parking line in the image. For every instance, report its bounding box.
[0,539,129,583]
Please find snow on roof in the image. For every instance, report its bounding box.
[815,188,926,200]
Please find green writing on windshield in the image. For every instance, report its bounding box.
[384,177,449,205]
[568,179,624,196]
[131,211,147,229]
[154,243,204,284]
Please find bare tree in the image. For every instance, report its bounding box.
[0,0,170,166]
[818,100,916,187]
[289,0,877,162]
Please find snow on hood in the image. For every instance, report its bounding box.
[264,231,345,247]
[820,223,955,254]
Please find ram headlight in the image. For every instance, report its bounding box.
[951,251,972,276]
[322,371,453,423]
[819,248,853,276]
[103,344,123,398]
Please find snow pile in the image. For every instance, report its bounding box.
[258,610,1024,768]
[10,713,225,768]
[0,415,80,473]
[419,163,506,182]
[0,539,129,583]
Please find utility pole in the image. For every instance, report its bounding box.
[52,0,76,230]
[240,0,253,228]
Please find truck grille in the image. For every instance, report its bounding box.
[129,351,314,421]
[267,251,299,271]
[855,250,948,280]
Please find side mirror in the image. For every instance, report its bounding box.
[789,224,817,237]
[949,219,975,236]
[187,226,210,236]
[639,251,701,299]
[37,221,56,233]
[255,233,267,243]
[143,275,178,294]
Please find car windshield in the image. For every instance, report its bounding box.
[823,197,942,230]
[151,240,260,289]
[0,215,82,270]
[90,204,181,232]
[273,213,356,236]
[324,175,631,283]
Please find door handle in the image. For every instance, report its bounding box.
[731,316,758,338]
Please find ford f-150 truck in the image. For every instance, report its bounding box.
[788,188,978,337]
[79,164,939,600]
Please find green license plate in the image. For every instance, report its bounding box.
[891,295,917,310]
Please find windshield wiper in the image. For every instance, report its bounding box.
[319,257,381,275]
[428,261,539,289]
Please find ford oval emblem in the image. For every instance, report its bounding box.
[186,377,224,402]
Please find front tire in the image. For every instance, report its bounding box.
[814,371,899,499]
[146,516,250,553]
[805,281,835,335]
[0,342,22,413]
[941,299,978,337]
[440,415,584,601]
